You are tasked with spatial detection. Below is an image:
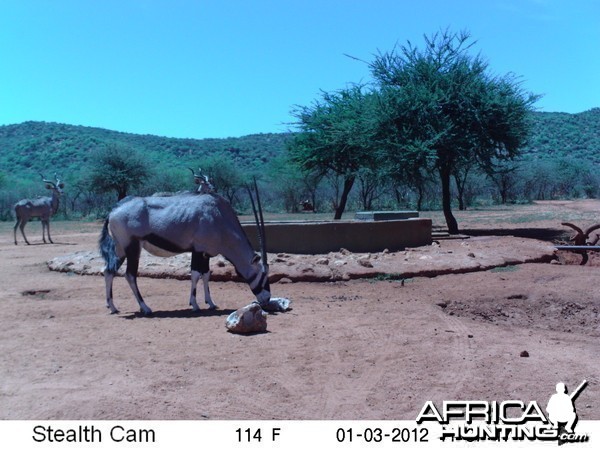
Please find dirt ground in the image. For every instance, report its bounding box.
[0,200,598,420]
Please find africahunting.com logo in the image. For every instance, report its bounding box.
[416,380,589,444]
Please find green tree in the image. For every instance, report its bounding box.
[370,29,539,233]
[89,144,149,201]
[487,160,521,204]
[200,153,246,206]
[289,85,379,219]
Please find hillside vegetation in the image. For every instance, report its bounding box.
[526,108,600,163]
[0,120,290,176]
[0,108,599,220]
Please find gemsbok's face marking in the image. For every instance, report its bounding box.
[247,254,271,303]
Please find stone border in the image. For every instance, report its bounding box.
[47,236,557,283]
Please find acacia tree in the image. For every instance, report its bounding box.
[89,144,149,201]
[370,30,539,233]
[487,159,521,204]
[289,85,379,219]
[200,153,246,207]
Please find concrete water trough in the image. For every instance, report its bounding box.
[242,215,432,254]
[354,210,419,221]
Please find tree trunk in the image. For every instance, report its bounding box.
[500,180,508,204]
[333,176,355,220]
[416,184,424,211]
[440,165,459,234]
[454,173,466,211]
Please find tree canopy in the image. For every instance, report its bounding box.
[370,29,539,233]
[289,85,380,219]
[89,144,150,201]
[288,30,539,229]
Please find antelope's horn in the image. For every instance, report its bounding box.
[246,180,268,266]
[39,173,56,187]
[584,224,600,237]
[562,222,583,235]
[253,178,267,265]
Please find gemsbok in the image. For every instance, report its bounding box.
[14,174,64,245]
[99,181,270,315]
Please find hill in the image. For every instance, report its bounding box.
[0,121,292,178]
[526,108,600,164]
[0,109,599,218]
[1,109,599,180]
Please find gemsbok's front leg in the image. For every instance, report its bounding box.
[190,251,216,310]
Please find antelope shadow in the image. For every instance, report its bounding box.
[122,307,236,320]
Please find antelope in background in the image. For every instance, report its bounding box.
[14,174,64,245]
[99,180,270,315]
[190,167,214,194]
[151,168,214,197]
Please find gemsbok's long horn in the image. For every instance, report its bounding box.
[246,179,268,267]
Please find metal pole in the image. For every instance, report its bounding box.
[555,245,600,251]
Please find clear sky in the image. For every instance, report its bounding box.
[1,0,598,139]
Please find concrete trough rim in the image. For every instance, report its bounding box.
[241,218,432,254]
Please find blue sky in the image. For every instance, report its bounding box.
[0,0,598,139]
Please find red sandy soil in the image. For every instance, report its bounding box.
[0,200,598,420]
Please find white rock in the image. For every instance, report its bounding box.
[225,303,267,334]
[262,297,292,312]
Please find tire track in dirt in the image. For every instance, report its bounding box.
[288,302,477,419]
[426,309,477,400]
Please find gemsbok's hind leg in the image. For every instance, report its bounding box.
[190,252,216,310]
[103,253,125,314]
[104,270,120,314]
[123,240,153,315]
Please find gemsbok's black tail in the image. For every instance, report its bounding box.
[99,219,120,274]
